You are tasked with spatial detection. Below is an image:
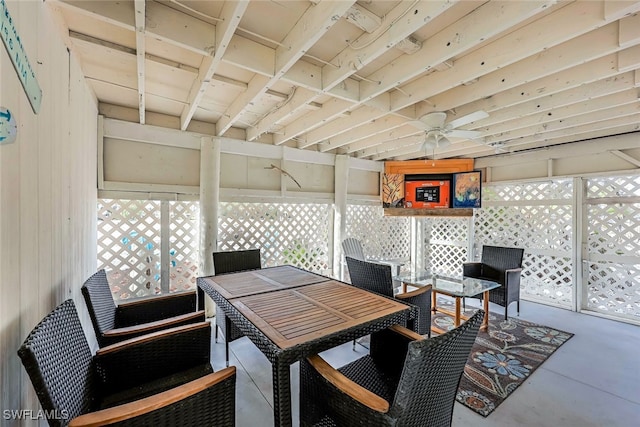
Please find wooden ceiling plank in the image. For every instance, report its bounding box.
[302,0,626,152]
[180,0,249,131]
[386,111,640,161]
[359,0,557,103]
[282,0,556,148]
[216,0,355,136]
[481,89,640,138]
[250,0,454,142]
[134,0,145,124]
[57,0,135,29]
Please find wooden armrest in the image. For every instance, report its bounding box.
[117,290,196,307]
[103,311,205,338]
[388,324,424,341]
[98,321,209,356]
[396,285,431,299]
[306,355,389,414]
[69,367,236,427]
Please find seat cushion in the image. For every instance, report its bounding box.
[99,363,214,409]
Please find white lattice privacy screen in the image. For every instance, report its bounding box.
[475,180,575,308]
[97,199,199,300]
[419,217,470,278]
[345,204,411,260]
[585,175,640,321]
[218,202,332,274]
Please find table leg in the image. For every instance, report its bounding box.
[431,289,437,312]
[454,297,461,327]
[481,290,490,331]
[272,358,292,427]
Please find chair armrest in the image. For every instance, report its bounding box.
[95,322,212,396]
[104,311,205,342]
[69,367,236,427]
[116,291,197,326]
[462,262,482,277]
[388,324,424,341]
[306,355,389,413]
[395,285,430,300]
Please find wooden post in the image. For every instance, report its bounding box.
[200,136,220,317]
[334,155,349,280]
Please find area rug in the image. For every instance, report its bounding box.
[431,299,573,417]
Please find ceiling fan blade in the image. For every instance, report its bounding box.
[418,112,447,129]
[446,110,489,129]
[407,120,430,131]
[447,129,484,139]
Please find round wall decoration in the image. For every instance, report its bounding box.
[0,107,18,145]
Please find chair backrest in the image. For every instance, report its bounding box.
[389,309,483,426]
[18,299,96,426]
[480,245,524,283]
[341,238,366,261]
[213,248,261,275]
[81,269,116,338]
[345,257,394,297]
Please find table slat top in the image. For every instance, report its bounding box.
[231,280,409,349]
[199,265,330,299]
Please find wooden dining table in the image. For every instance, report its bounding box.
[197,265,415,427]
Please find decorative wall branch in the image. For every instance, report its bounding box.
[265,164,302,189]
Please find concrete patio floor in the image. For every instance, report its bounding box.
[210,300,640,427]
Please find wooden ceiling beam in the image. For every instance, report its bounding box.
[134,0,146,124]
[283,0,556,148]
[180,0,249,131]
[249,0,458,142]
[301,1,633,151]
[216,0,355,136]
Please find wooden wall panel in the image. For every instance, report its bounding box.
[0,1,98,422]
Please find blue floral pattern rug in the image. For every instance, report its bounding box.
[432,300,573,417]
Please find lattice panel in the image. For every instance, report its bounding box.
[587,203,640,257]
[587,174,640,199]
[520,253,573,307]
[586,261,640,319]
[475,205,572,253]
[483,179,573,202]
[346,204,410,259]
[218,202,332,274]
[97,200,161,299]
[169,201,199,292]
[475,181,575,308]
[422,218,469,277]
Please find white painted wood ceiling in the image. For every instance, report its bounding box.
[49,0,640,161]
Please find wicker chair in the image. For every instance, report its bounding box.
[346,257,431,336]
[18,299,236,427]
[82,269,205,347]
[463,245,524,319]
[211,248,262,366]
[300,309,484,427]
[341,238,406,276]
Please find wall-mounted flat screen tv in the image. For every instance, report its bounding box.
[452,170,482,208]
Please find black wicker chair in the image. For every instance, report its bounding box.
[300,309,484,427]
[211,248,262,366]
[463,245,524,319]
[346,256,431,336]
[18,299,236,427]
[82,269,205,347]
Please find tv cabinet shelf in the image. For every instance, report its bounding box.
[383,208,473,217]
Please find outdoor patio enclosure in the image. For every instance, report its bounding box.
[97,174,640,325]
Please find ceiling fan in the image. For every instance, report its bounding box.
[408,110,489,151]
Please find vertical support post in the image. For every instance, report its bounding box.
[160,201,170,293]
[200,136,220,317]
[574,177,585,313]
[410,217,418,272]
[468,212,476,262]
[334,155,349,280]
